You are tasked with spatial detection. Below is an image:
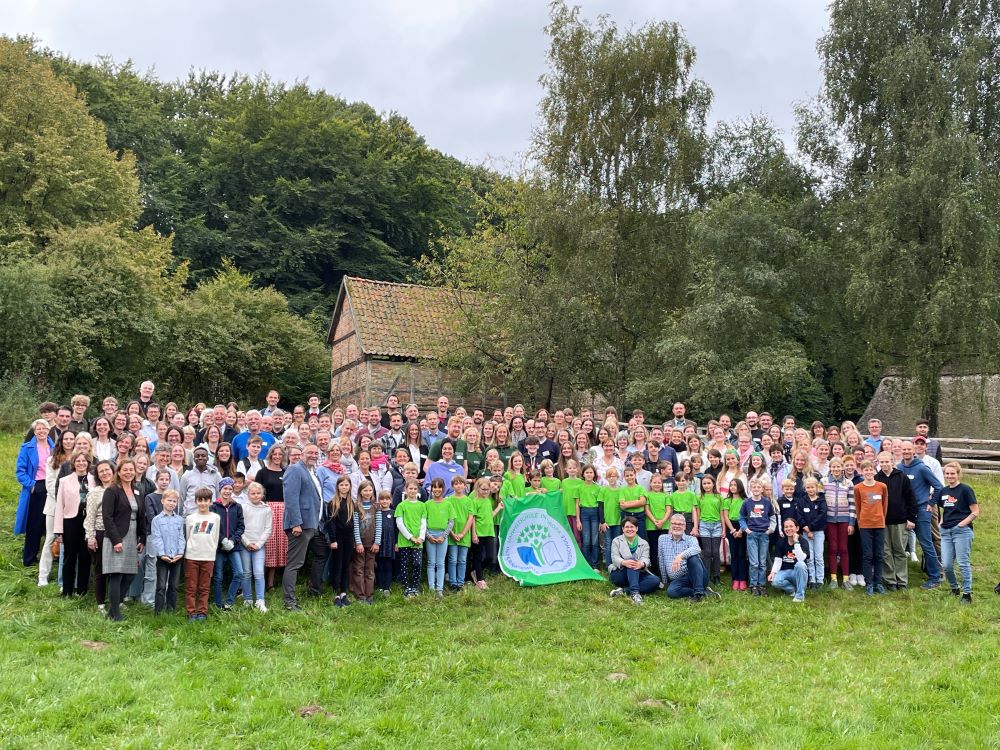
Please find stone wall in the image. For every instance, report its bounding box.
[860,375,1000,438]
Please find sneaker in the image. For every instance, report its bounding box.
[910,551,919,562]
[951,588,961,596]
[691,593,704,602]
[380,589,390,596]
[255,599,268,613]
[334,596,345,608]
[792,596,804,603]
[631,593,644,605]
[875,584,887,595]
[285,603,300,611]
[97,604,106,614]
[848,574,857,586]
[243,599,254,607]
[221,603,233,611]
[37,580,48,587]
[188,614,198,621]
[705,587,722,601]
[920,580,940,590]
[896,583,908,591]
[842,580,854,592]
[961,593,972,605]
[865,585,874,596]
[738,581,748,591]
[751,586,761,597]
[856,576,866,587]
[828,579,839,590]
[732,582,740,591]
[609,587,625,599]
[885,583,897,591]
[435,591,444,599]
[994,581,1000,595]
[196,613,208,620]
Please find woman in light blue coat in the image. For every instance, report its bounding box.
[15,420,55,567]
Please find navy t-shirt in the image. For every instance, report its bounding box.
[938,483,977,529]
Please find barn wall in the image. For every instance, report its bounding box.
[329,295,365,407]
[358,359,511,413]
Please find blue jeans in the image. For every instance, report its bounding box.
[915,505,942,580]
[747,531,769,587]
[772,561,807,599]
[667,555,708,598]
[603,524,620,568]
[580,507,600,567]
[860,527,885,587]
[940,525,973,594]
[213,549,244,606]
[240,547,266,601]
[609,566,660,595]
[425,531,448,592]
[805,529,825,584]
[447,545,469,587]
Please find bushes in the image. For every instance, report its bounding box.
[0,376,44,433]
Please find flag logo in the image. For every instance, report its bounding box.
[503,509,574,574]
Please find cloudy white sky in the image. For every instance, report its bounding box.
[1,1,830,166]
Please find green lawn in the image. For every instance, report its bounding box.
[1,432,999,749]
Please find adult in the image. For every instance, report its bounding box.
[938,462,978,604]
[864,418,884,454]
[607,516,660,605]
[256,445,288,590]
[669,402,688,429]
[84,461,117,612]
[350,450,391,497]
[14,420,55,567]
[102,460,146,622]
[914,419,943,463]
[281,443,323,611]
[38,428,76,586]
[92,416,115,461]
[423,440,465,497]
[179,447,222,516]
[875,451,917,591]
[402,422,429,478]
[137,380,156,418]
[262,389,281,417]
[357,406,388,444]
[659,514,719,601]
[897,440,944,589]
[380,393,402,429]
[427,417,467,474]
[67,395,90,435]
[231,410,276,463]
[768,517,809,602]
[381,412,406,454]
[54,452,95,597]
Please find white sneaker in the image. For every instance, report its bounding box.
[97,604,106,614]
[255,599,268,613]
[631,593,644,605]
[848,574,857,585]
[610,588,625,598]
[856,575,866,587]
[244,599,254,608]
[910,552,919,562]
[37,580,48,587]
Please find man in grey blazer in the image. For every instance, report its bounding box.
[281,444,322,610]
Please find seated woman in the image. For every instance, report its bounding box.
[608,516,660,605]
[768,517,810,602]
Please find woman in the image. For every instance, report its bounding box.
[257,445,287,590]
[101,459,146,621]
[580,418,597,446]
[351,451,390,497]
[15,420,54,567]
[127,414,144,440]
[607,517,659,605]
[573,431,594,466]
[403,422,429,477]
[493,423,516,467]
[84,460,117,612]
[556,441,576,479]
[718,451,747,499]
[592,440,624,485]
[54,452,95,597]
[163,402,178,425]
[169,444,189,478]
[812,439,831,476]
[186,407,201,430]
[92,417,115,461]
[422,440,465,496]
[810,421,826,441]
[113,433,134,467]
[509,416,527,447]
[939,462,978,603]
[38,429,76,586]
[480,420,496,448]
[198,425,223,462]
[215,442,237,479]
[787,450,821,504]
[111,411,129,439]
[614,434,631,466]
[464,427,485,479]
[630,427,648,456]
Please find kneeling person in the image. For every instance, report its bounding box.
[608,516,660,605]
[659,513,719,602]
[769,517,810,602]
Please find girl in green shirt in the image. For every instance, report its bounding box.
[425,477,455,597]
[620,466,649,541]
[501,452,527,501]
[560,459,584,546]
[600,467,624,569]
[720,476,749,590]
[396,480,427,598]
[578,465,601,569]
[447,476,475,591]
[670,475,700,534]
[644,472,672,576]
[696,474,725,586]
[470,477,502,589]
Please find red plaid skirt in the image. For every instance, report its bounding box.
[264,502,287,567]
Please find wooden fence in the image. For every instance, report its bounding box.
[887,436,1000,476]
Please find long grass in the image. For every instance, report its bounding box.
[1,432,999,749]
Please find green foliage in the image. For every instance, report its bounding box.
[0,377,43,433]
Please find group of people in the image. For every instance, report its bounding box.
[12,385,983,621]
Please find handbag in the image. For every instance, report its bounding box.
[50,536,61,558]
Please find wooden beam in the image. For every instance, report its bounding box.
[330,356,365,380]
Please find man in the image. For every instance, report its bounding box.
[137,380,155,417]
[913,436,943,482]
[914,419,943,463]
[472,409,485,427]
[306,393,323,420]
[403,402,420,426]
[898,440,944,589]
[865,419,884,453]
[530,419,559,464]
[262,390,281,417]
[179,447,222,516]
[281,443,323,610]
[67,395,90,435]
[140,403,161,444]
[231,411,276,463]
[718,414,735,444]
[381,413,406,454]
[437,396,450,423]
[314,429,332,463]
[344,403,359,424]
[875,451,917,590]
[746,411,762,441]
[51,406,72,443]
[659,514,719,601]
[759,412,774,437]
[631,409,645,427]
[669,402,687,429]
[422,411,447,446]
[645,441,678,476]
[148,445,181,493]
[204,404,238,444]
[380,394,402,429]
[357,407,388,444]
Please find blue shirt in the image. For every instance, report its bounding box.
[231,431,276,463]
[657,533,701,580]
[149,512,186,558]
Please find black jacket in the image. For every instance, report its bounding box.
[102,484,147,547]
[875,469,918,525]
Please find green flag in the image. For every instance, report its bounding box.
[498,491,604,586]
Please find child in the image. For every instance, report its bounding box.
[854,460,888,595]
[351,480,382,604]
[796,476,828,590]
[658,461,677,494]
[620,466,648,540]
[721,477,749,591]
[391,462,423,507]
[644,473,671,576]
[210,478,245,611]
[501,453,527,501]
[539,460,562,495]
[525,470,545,495]
[375,490,396,594]
[669,475,699,534]
[630,451,652,491]
[395,480,427,597]
[447,476,474,591]
[470,477,501,589]
[739,478,774,596]
[424,477,455,598]
[231,473,248,506]
[599,468,623,569]
[184,488,220,620]
[240,480,272,612]
[561,459,584,546]
[823,457,856,590]
[149,489,185,614]
[696,476,724,586]
[327,476,355,606]
[577,465,602,569]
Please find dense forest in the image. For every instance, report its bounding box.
[2,0,999,428]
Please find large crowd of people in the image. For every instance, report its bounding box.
[12,383,983,621]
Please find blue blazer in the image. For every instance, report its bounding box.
[14,437,55,535]
[282,461,321,531]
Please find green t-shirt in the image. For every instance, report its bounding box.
[465,450,485,478]
[425,498,456,531]
[699,492,723,523]
[540,476,561,493]
[645,490,671,531]
[501,472,526,501]
[495,445,515,467]
[671,489,698,514]
[396,500,427,548]
[725,495,744,528]
[619,484,647,520]
[579,482,601,509]
[600,485,623,526]
[561,477,584,516]
[428,437,468,464]
[450,495,474,547]
[473,495,496,538]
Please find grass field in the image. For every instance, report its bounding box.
[2,432,1000,749]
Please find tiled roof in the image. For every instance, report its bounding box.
[337,277,482,360]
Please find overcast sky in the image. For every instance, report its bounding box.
[1,1,830,167]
